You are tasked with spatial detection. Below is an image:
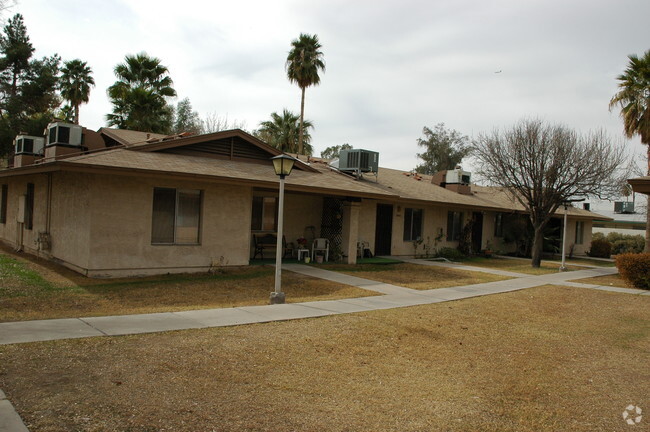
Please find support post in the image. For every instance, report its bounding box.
[559,204,568,272]
[341,201,361,264]
[270,175,286,304]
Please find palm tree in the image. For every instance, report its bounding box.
[286,33,324,155]
[610,49,650,251]
[256,109,313,155]
[106,53,176,133]
[59,59,94,124]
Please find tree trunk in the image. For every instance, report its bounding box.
[646,144,650,252]
[74,104,80,125]
[531,224,544,267]
[298,86,305,155]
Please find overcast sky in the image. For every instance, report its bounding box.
[14,0,650,175]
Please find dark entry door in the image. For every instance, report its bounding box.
[471,212,484,254]
[375,204,393,256]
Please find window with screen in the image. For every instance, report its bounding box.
[494,213,503,237]
[403,208,423,241]
[251,196,277,231]
[447,211,463,241]
[151,187,202,245]
[575,221,584,244]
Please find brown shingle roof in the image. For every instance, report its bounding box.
[98,128,167,146]
[355,167,609,219]
[0,127,611,220]
[58,148,399,200]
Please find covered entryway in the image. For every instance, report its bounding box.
[375,204,393,256]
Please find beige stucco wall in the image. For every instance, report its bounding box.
[365,205,524,257]
[0,170,598,276]
[86,174,253,277]
[0,174,52,256]
[388,204,468,256]
[358,200,377,251]
[564,217,592,256]
[49,172,92,271]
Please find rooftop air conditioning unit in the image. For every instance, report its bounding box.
[46,122,83,147]
[614,201,635,214]
[14,135,45,155]
[338,149,379,174]
[445,168,471,185]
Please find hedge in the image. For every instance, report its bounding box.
[436,247,466,261]
[615,253,650,290]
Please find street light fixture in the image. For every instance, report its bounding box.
[559,198,584,272]
[270,154,296,304]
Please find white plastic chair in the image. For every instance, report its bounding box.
[311,238,330,262]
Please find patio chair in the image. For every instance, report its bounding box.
[311,238,329,262]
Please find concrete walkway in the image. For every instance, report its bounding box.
[0,390,28,432]
[1,260,644,346]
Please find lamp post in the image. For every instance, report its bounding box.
[559,203,570,272]
[559,198,584,272]
[270,154,296,304]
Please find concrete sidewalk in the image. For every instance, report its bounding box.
[0,261,642,346]
[0,389,28,432]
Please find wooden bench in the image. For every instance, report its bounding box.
[253,234,292,259]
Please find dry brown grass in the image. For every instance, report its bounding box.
[462,257,579,275]
[1,285,648,431]
[574,274,631,288]
[0,248,374,322]
[319,262,511,289]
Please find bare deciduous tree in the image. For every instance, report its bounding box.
[201,112,247,134]
[473,118,626,267]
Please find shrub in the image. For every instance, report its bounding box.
[437,247,466,261]
[606,232,644,255]
[615,253,650,290]
[588,238,611,258]
[592,232,605,241]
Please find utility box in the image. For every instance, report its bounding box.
[338,149,379,174]
[46,122,83,147]
[15,135,45,155]
[445,169,471,185]
[614,202,635,214]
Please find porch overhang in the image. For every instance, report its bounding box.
[629,176,650,195]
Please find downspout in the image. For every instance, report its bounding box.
[46,172,52,232]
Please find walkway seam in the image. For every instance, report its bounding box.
[77,317,109,336]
